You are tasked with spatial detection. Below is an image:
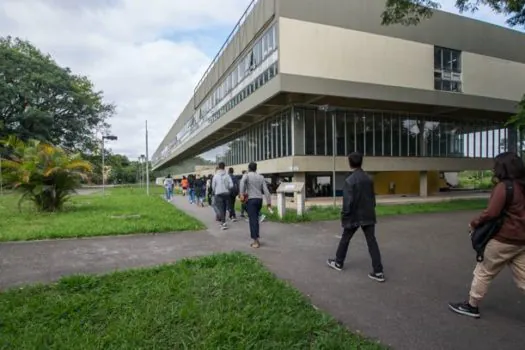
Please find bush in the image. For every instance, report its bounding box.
[1,136,92,212]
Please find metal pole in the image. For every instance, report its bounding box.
[101,137,105,195]
[332,111,336,207]
[145,120,150,196]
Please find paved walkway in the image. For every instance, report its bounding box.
[1,196,524,349]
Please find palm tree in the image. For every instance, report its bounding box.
[0,136,92,212]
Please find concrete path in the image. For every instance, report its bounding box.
[1,196,524,349]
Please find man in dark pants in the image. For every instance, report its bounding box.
[212,162,233,230]
[228,167,239,222]
[327,152,385,282]
[239,170,248,218]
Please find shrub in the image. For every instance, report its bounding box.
[1,136,92,212]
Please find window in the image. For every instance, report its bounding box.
[434,46,462,93]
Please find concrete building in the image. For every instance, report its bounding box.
[152,0,525,197]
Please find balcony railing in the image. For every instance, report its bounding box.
[193,0,259,105]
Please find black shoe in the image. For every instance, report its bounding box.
[448,301,480,318]
[368,272,386,283]
[326,259,342,271]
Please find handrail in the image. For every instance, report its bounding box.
[192,0,259,107]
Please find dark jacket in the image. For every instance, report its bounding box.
[470,180,525,245]
[341,169,376,228]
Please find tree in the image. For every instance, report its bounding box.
[1,136,92,212]
[381,0,525,130]
[0,36,114,153]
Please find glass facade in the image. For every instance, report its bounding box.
[200,109,293,165]
[294,107,510,159]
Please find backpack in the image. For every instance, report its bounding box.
[230,174,240,196]
[470,180,514,262]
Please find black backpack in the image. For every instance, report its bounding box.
[471,180,514,262]
[229,175,240,196]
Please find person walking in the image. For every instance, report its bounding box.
[194,175,206,207]
[163,175,174,201]
[240,162,271,248]
[239,170,248,219]
[449,152,525,318]
[212,162,233,230]
[326,152,385,282]
[181,176,188,196]
[228,167,239,222]
[188,174,196,204]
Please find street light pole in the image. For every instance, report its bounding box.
[102,137,105,195]
[145,120,150,196]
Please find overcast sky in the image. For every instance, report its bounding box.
[0,0,521,159]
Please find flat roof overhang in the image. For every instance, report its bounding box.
[154,74,517,170]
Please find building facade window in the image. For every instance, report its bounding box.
[295,107,508,159]
[434,46,462,93]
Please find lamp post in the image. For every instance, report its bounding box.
[319,105,337,207]
[102,135,118,195]
[145,120,150,196]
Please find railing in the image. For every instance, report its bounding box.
[193,0,260,107]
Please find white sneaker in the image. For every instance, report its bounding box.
[221,223,228,230]
[259,214,266,223]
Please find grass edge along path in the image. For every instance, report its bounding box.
[0,188,205,242]
[0,252,386,350]
[258,198,488,223]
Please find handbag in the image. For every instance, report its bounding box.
[470,180,513,262]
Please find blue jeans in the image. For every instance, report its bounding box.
[188,188,195,203]
[165,188,173,200]
[247,198,263,240]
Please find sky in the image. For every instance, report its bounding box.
[0,0,522,160]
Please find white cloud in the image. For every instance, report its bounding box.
[0,0,252,159]
[0,0,522,160]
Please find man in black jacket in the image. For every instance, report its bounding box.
[327,152,385,282]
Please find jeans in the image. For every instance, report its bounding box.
[336,225,383,273]
[214,193,230,224]
[247,198,263,240]
[165,187,173,200]
[229,194,237,219]
[188,188,195,203]
[240,201,247,216]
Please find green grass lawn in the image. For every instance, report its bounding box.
[0,253,384,350]
[0,187,204,242]
[237,198,487,223]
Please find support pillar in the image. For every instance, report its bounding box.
[293,172,306,202]
[419,171,428,197]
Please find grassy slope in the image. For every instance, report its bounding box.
[0,253,385,350]
[0,187,204,242]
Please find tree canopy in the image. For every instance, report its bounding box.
[381,0,525,129]
[0,36,114,153]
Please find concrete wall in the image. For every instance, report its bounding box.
[277,0,525,64]
[462,53,525,101]
[278,17,525,102]
[279,17,434,91]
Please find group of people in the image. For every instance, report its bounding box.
[164,150,525,318]
[164,162,272,248]
[210,162,272,248]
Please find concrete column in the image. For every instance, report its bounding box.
[419,171,428,197]
[293,172,306,202]
[277,192,286,218]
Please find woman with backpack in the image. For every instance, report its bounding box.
[449,152,525,318]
